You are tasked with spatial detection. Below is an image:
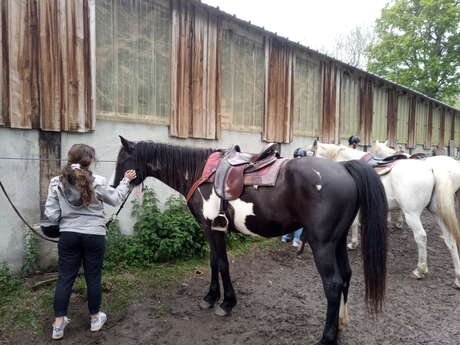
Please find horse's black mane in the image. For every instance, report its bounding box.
[135,141,217,194]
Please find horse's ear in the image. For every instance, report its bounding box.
[313,138,318,149]
[119,135,135,153]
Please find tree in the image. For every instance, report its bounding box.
[331,26,375,70]
[367,0,460,105]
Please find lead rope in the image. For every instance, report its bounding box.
[0,180,58,243]
[1,180,134,243]
[105,185,134,228]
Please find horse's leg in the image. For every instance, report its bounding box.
[393,209,404,229]
[311,242,344,345]
[347,214,359,250]
[435,216,460,289]
[403,211,428,279]
[337,236,352,329]
[210,231,237,316]
[200,231,221,309]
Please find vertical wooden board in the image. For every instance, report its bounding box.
[386,88,398,147]
[444,110,452,147]
[57,0,68,130]
[407,97,416,148]
[0,0,3,126]
[84,0,95,130]
[8,0,35,129]
[439,108,445,146]
[432,106,440,146]
[425,103,433,148]
[372,86,388,141]
[396,94,409,144]
[38,0,61,131]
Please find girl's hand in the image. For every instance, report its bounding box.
[124,170,137,181]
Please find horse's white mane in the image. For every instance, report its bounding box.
[318,143,347,161]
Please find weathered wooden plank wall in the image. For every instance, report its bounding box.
[170,0,220,139]
[263,37,294,143]
[1,0,94,132]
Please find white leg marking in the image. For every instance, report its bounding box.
[228,198,259,236]
[339,296,349,329]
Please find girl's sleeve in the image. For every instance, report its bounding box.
[95,176,131,207]
[44,177,61,223]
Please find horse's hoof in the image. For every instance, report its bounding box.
[454,277,460,289]
[347,242,358,250]
[412,268,426,280]
[199,299,214,309]
[214,305,231,317]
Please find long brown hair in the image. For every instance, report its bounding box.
[61,144,96,206]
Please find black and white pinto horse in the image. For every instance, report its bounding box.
[113,137,388,345]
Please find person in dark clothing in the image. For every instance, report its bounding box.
[348,135,360,149]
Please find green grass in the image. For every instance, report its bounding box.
[0,236,277,341]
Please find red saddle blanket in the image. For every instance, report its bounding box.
[186,152,288,201]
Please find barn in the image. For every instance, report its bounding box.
[1,0,459,270]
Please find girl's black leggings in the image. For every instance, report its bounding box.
[54,232,106,317]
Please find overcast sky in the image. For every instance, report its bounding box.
[202,0,389,52]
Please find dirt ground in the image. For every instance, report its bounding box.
[9,211,460,345]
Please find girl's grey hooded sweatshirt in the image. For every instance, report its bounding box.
[42,175,130,236]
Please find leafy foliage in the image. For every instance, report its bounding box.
[0,264,22,302]
[21,232,40,275]
[105,188,253,269]
[367,0,460,104]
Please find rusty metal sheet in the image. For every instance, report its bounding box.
[372,85,388,142]
[170,0,220,139]
[294,55,323,138]
[263,37,295,143]
[386,88,398,147]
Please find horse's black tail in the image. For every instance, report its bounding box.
[342,160,388,313]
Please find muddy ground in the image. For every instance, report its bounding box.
[8,211,460,345]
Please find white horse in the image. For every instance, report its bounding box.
[311,140,460,288]
[372,140,460,289]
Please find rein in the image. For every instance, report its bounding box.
[0,180,58,243]
[106,185,134,227]
[0,179,134,243]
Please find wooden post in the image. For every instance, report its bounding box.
[39,131,61,218]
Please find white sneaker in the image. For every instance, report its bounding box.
[52,316,70,340]
[292,240,301,248]
[90,312,107,332]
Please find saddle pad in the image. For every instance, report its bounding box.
[373,160,398,176]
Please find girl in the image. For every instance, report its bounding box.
[43,144,136,339]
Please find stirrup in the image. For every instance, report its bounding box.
[212,213,229,232]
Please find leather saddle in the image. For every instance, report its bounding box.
[214,143,280,201]
[362,152,408,169]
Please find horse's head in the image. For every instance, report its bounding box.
[372,140,395,155]
[309,139,346,160]
[113,136,145,187]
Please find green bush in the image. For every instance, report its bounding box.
[104,188,251,269]
[0,264,22,302]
